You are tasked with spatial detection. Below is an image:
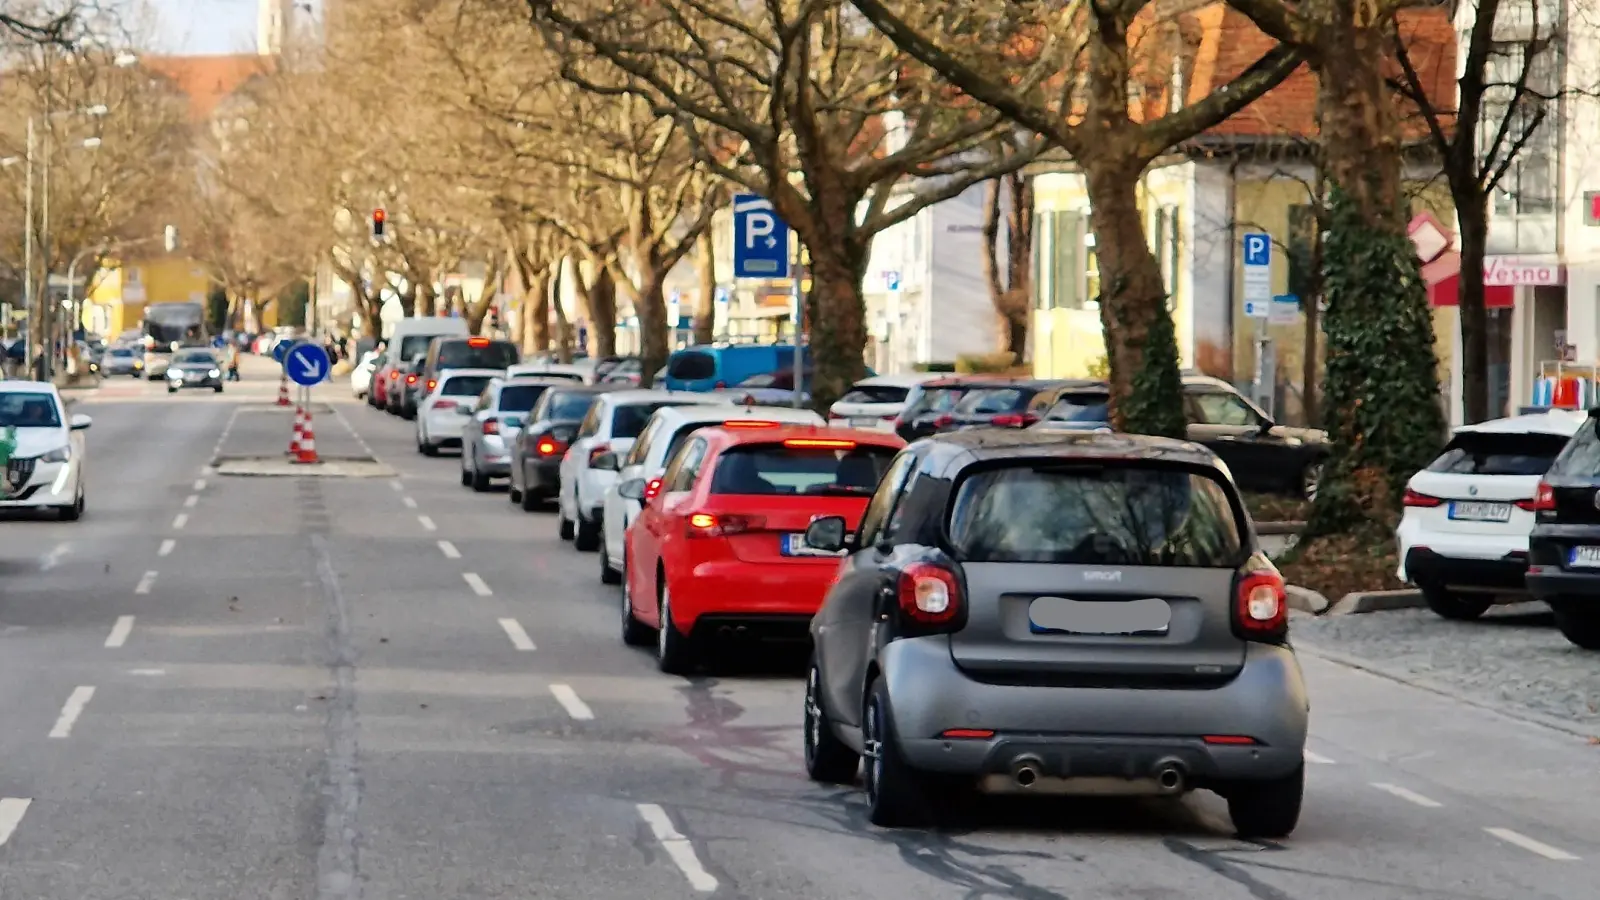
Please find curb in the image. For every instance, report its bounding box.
[1328,588,1425,616]
[1285,584,1331,615]
[1255,520,1305,536]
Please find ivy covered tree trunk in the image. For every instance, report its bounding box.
[1003,172,1033,358]
[1082,158,1186,438]
[804,240,871,414]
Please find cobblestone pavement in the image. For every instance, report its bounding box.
[1294,601,1600,730]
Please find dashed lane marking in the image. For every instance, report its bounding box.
[417,515,437,531]
[498,618,536,651]
[389,479,403,491]
[549,684,594,720]
[172,513,188,530]
[463,573,493,597]
[105,616,135,648]
[193,478,207,491]
[0,798,31,848]
[40,542,70,571]
[402,496,417,509]
[49,686,96,738]
[1370,782,1442,808]
[636,803,719,892]
[1304,750,1335,765]
[134,571,158,595]
[129,669,165,676]
[437,540,460,559]
[158,539,176,557]
[183,494,199,508]
[1485,827,1579,861]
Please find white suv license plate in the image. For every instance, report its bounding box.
[1448,501,1512,522]
[781,533,844,557]
[1570,546,1600,568]
[850,417,880,427]
[1028,596,1171,636]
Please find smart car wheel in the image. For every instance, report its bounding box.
[1226,764,1303,839]
[655,582,695,674]
[803,656,859,784]
[619,553,650,646]
[863,676,928,827]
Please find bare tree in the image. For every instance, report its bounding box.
[980,169,1031,358]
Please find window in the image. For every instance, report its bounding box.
[498,384,549,411]
[857,452,918,548]
[1546,420,1600,477]
[1153,205,1180,307]
[659,422,724,469]
[474,388,494,413]
[947,465,1244,566]
[954,388,1030,414]
[397,335,434,362]
[1287,204,1318,303]
[577,404,603,438]
[546,392,599,421]
[662,438,708,492]
[1032,209,1084,310]
[1191,392,1262,427]
[0,392,62,428]
[440,375,493,397]
[624,418,662,468]
[434,339,519,370]
[666,350,716,380]
[612,402,695,439]
[1427,431,1570,476]
[838,384,911,405]
[901,386,969,420]
[709,443,897,496]
[1485,41,1560,216]
[1044,392,1111,423]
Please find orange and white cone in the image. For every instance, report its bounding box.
[288,406,305,456]
[277,375,291,407]
[293,410,319,464]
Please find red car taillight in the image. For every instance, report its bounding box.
[1401,488,1442,508]
[406,374,418,385]
[989,412,1039,427]
[643,477,663,501]
[685,512,766,538]
[1234,570,1287,642]
[933,414,954,429]
[898,562,961,626]
[388,370,399,380]
[587,442,611,465]
[426,379,437,392]
[536,438,564,456]
[1518,482,1555,511]
[431,399,457,412]
[482,418,500,435]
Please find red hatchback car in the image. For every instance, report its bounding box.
[621,424,905,673]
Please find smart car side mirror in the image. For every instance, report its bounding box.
[592,451,619,472]
[617,478,646,501]
[69,414,92,430]
[804,515,849,553]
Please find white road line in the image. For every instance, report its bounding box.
[134,570,158,595]
[635,803,719,892]
[437,540,461,559]
[463,572,493,596]
[1304,750,1336,765]
[158,539,176,557]
[40,542,70,571]
[402,496,418,508]
[49,686,96,738]
[183,494,199,508]
[105,616,135,648]
[129,668,165,676]
[389,479,403,491]
[1370,782,1442,808]
[0,798,31,847]
[417,515,437,531]
[549,684,594,720]
[193,478,206,491]
[172,513,188,530]
[498,618,536,651]
[1485,827,1580,860]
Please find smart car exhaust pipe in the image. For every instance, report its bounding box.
[1153,760,1186,794]
[1011,755,1045,788]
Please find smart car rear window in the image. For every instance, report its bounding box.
[1427,431,1570,476]
[710,444,897,495]
[947,464,1243,566]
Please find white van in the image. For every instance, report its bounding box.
[385,318,470,368]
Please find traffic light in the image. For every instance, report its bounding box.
[372,208,386,240]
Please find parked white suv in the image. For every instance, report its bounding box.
[597,403,824,584]
[557,389,724,551]
[826,373,941,431]
[1397,409,1584,619]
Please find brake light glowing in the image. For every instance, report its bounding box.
[940,728,994,739]
[406,374,418,384]
[426,379,437,392]
[1235,570,1287,639]
[1519,482,1555,511]
[990,412,1039,427]
[685,512,765,537]
[643,478,663,500]
[933,414,954,428]
[723,420,778,429]
[587,442,611,465]
[1401,488,1443,508]
[897,563,961,625]
[783,438,857,449]
[467,337,490,347]
[536,438,563,456]
[388,370,399,380]
[482,419,500,435]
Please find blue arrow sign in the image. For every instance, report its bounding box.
[284,341,331,387]
[732,194,790,279]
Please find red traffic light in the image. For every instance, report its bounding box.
[373,208,386,224]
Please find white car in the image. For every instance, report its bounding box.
[597,403,824,584]
[826,372,943,431]
[557,389,730,551]
[1397,409,1584,620]
[350,349,380,398]
[414,368,503,456]
[507,362,590,383]
[0,382,90,520]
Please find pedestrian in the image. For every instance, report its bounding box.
[225,342,240,381]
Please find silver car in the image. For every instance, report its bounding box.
[799,429,1307,835]
[460,377,561,492]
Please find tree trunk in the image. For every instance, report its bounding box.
[805,239,871,413]
[635,273,670,389]
[981,177,1007,350]
[693,230,716,345]
[1316,30,1404,232]
[1082,157,1186,437]
[413,280,436,317]
[551,262,574,362]
[586,265,618,359]
[1002,171,1033,359]
[522,273,550,356]
[1455,183,1492,424]
[1301,170,1326,426]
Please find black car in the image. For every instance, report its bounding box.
[893,377,1007,442]
[421,336,520,386]
[1034,375,1329,498]
[165,349,224,394]
[389,358,427,419]
[1525,410,1600,649]
[509,385,614,511]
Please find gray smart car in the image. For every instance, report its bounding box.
[799,429,1308,836]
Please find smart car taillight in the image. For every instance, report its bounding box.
[1518,481,1555,511]
[1234,570,1287,642]
[897,563,961,626]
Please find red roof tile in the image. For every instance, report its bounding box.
[141,54,274,121]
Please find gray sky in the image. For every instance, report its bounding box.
[140,0,257,55]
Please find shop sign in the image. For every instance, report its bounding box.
[1483,256,1563,286]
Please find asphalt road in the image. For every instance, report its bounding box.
[3,357,1599,899]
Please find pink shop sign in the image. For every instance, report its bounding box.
[1483,256,1564,286]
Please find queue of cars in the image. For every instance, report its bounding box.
[363,334,1307,837]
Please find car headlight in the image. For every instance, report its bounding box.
[167,368,183,378]
[41,445,70,463]
[133,360,143,368]
[209,368,221,378]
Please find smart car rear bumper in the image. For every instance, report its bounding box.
[878,636,1307,784]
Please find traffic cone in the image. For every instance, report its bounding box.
[293,410,319,464]
[288,406,305,456]
[277,375,291,407]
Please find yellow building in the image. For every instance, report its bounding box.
[84,257,212,339]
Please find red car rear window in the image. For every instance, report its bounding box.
[710,444,897,496]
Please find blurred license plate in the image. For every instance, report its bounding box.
[1448,501,1511,522]
[850,417,880,427]
[1570,546,1600,567]
[782,533,843,557]
[1028,596,1170,635]
[186,374,204,381]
